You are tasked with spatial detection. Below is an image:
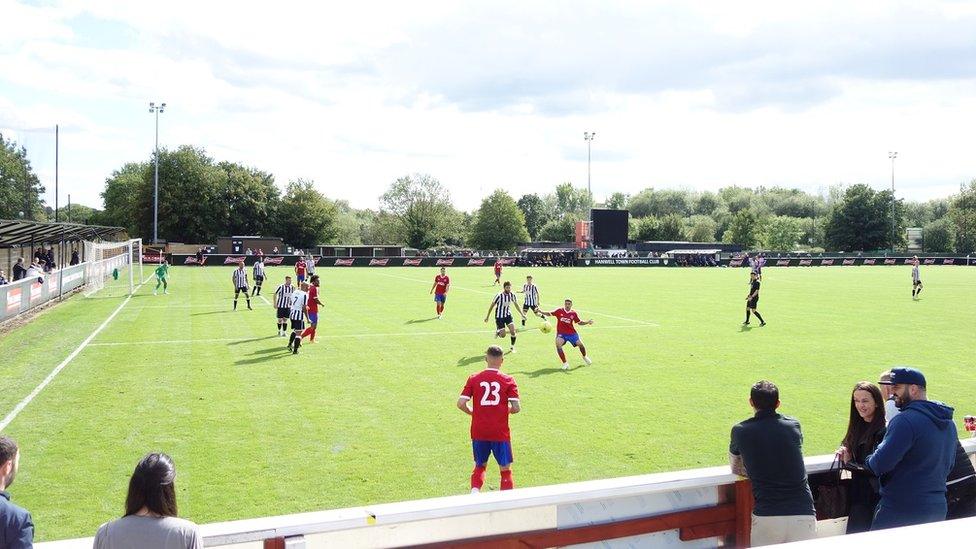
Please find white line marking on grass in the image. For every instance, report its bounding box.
[373,272,658,326]
[0,274,154,432]
[88,324,656,346]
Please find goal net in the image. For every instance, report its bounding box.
[83,239,143,297]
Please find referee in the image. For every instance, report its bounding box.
[485,281,527,353]
[232,261,252,310]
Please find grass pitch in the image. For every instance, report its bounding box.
[2,264,974,541]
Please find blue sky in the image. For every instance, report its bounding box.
[2,0,975,211]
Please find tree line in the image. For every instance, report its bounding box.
[2,132,975,253]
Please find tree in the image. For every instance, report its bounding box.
[379,173,457,249]
[824,184,903,251]
[627,188,656,218]
[56,204,100,224]
[631,216,660,241]
[215,162,279,237]
[95,162,147,235]
[693,191,724,216]
[658,213,685,240]
[516,193,551,239]
[553,182,593,218]
[950,180,976,253]
[763,216,803,251]
[686,215,719,242]
[624,188,690,218]
[468,190,530,250]
[604,192,628,210]
[0,132,46,219]
[723,210,760,248]
[923,218,954,253]
[278,179,339,248]
[537,216,576,242]
[135,146,226,242]
[719,186,754,214]
[362,211,404,245]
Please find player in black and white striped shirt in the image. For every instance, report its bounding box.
[251,258,266,297]
[287,282,310,354]
[485,281,527,353]
[273,275,295,336]
[232,261,252,310]
[518,275,543,326]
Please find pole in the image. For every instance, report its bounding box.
[890,154,896,252]
[55,124,59,223]
[153,108,159,244]
[68,194,71,223]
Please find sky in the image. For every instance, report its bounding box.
[1,0,975,212]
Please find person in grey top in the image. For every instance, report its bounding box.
[94,453,202,549]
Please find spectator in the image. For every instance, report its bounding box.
[879,370,900,422]
[867,367,958,529]
[272,246,279,254]
[245,248,253,256]
[70,249,80,265]
[0,436,34,549]
[835,382,886,533]
[729,380,815,546]
[25,261,43,283]
[195,248,204,266]
[45,247,55,271]
[94,453,202,549]
[12,258,26,281]
[0,271,7,286]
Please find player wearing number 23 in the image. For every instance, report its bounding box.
[457,345,520,493]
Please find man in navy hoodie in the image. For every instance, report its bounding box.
[867,367,958,530]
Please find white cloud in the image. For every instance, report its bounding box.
[1,0,974,213]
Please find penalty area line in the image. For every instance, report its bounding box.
[88,324,658,347]
[0,274,154,432]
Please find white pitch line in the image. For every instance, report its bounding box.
[0,274,154,432]
[372,271,658,326]
[88,324,657,347]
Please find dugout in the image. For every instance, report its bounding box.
[637,241,742,255]
[317,245,403,257]
[216,236,284,255]
[0,219,125,277]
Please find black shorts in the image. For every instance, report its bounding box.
[291,318,305,331]
[748,298,759,309]
[277,307,290,319]
[235,286,248,293]
[522,304,538,312]
[913,279,922,286]
[255,275,264,283]
[495,315,513,329]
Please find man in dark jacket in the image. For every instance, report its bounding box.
[0,436,33,549]
[868,367,958,530]
[12,258,26,281]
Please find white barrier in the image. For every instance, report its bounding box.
[36,439,976,548]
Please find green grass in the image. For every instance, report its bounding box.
[2,265,974,541]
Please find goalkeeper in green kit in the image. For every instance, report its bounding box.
[153,260,169,295]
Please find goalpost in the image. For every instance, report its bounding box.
[83,238,143,297]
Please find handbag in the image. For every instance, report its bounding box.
[814,456,850,520]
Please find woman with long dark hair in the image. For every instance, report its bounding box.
[94,453,202,549]
[836,382,886,533]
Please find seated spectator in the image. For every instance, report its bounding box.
[0,271,7,286]
[946,438,976,519]
[0,435,34,549]
[729,380,815,546]
[12,258,26,281]
[836,382,886,533]
[94,453,202,549]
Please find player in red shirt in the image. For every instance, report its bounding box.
[429,267,450,318]
[542,298,594,370]
[493,260,503,285]
[294,256,308,284]
[300,275,323,343]
[457,345,521,493]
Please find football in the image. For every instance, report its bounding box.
[540,321,553,333]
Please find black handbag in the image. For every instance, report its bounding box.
[814,456,850,520]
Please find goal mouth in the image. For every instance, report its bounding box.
[83,238,143,298]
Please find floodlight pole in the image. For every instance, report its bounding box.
[889,151,897,252]
[584,131,596,244]
[149,101,166,244]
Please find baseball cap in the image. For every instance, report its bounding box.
[879,367,926,387]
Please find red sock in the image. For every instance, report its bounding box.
[557,348,566,362]
[471,466,486,490]
[309,326,316,342]
[500,470,514,490]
